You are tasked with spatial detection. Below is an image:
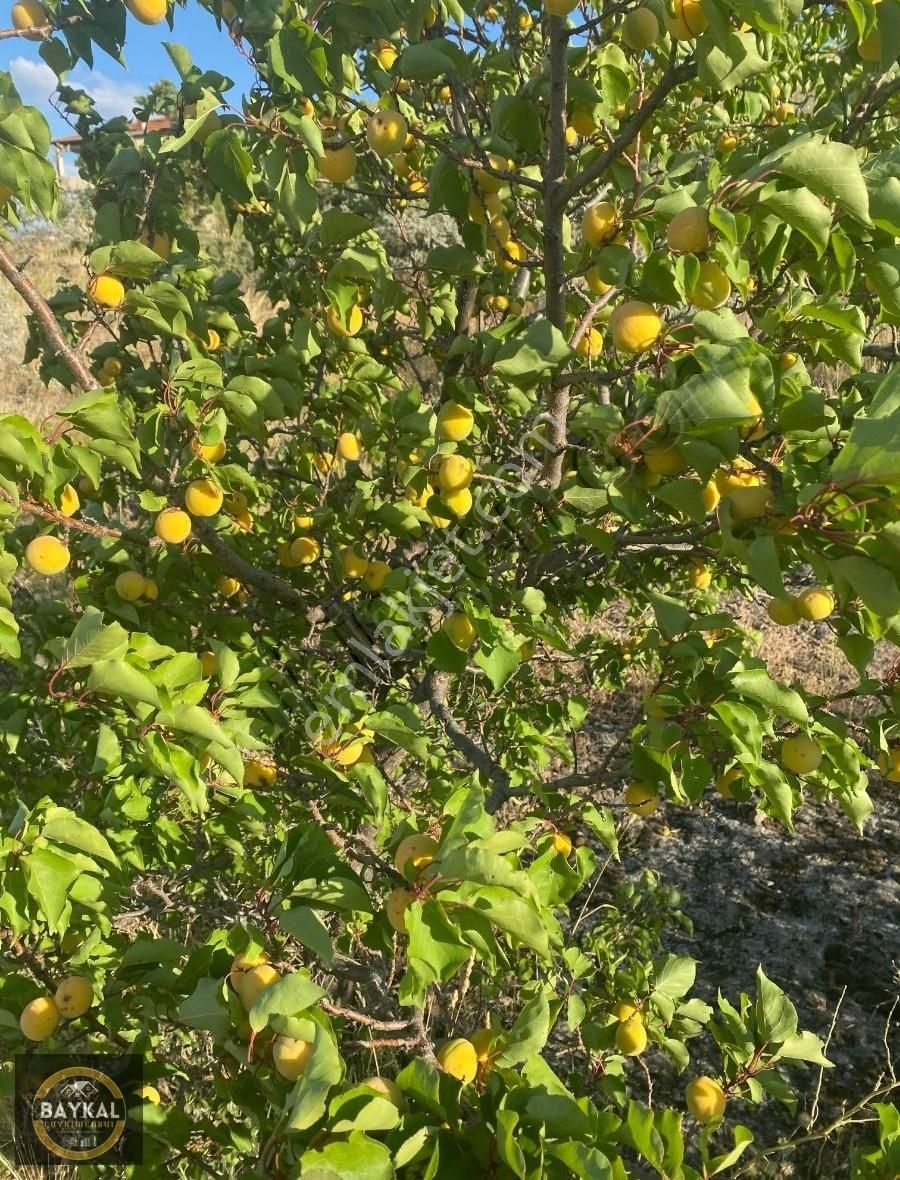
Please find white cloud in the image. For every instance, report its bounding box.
[72,70,142,120]
[9,53,143,124]
[9,56,56,108]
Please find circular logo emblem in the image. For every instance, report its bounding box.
[31,1066,126,1162]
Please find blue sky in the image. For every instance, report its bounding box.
[0,9,256,139]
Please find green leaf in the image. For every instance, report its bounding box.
[777,1030,833,1067]
[248,970,326,1033]
[204,129,254,201]
[300,1132,393,1179]
[754,966,798,1043]
[23,846,81,928]
[279,906,334,967]
[774,135,871,226]
[42,808,118,865]
[830,555,900,618]
[758,186,832,257]
[50,608,129,669]
[319,209,371,249]
[178,977,230,1042]
[328,1086,401,1134]
[474,643,520,692]
[495,1109,527,1178]
[287,1016,343,1132]
[653,955,696,1001]
[87,660,161,708]
[832,410,900,486]
[492,320,573,388]
[495,990,552,1067]
[697,30,769,91]
[656,367,760,436]
[730,668,808,723]
[399,38,472,81]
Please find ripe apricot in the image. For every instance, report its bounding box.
[185,478,224,517]
[54,976,94,1019]
[25,536,70,576]
[436,1037,478,1083]
[394,833,439,876]
[20,996,60,1040]
[624,783,659,816]
[155,508,192,544]
[686,1076,726,1122]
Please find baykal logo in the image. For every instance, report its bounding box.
[15,1054,145,1167]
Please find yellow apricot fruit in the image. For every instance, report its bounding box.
[644,444,685,476]
[58,484,80,518]
[615,1015,648,1056]
[727,484,772,521]
[576,327,604,359]
[688,260,731,309]
[717,131,739,152]
[25,535,70,576]
[273,1035,315,1080]
[437,402,475,442]
[155,507,192,544]
[238,963,281,1011]
[667,206,711,254]
[337,432,362,461]
[780,351,799,371]
[385,886,415,933]
[622,6,659,49]
[438,455,474,492]
[326,304,364,338]
[136,1085,161,1104]
[586,265,614,296]
[231,950,269,981]
[363,560,391,591]
[126,0,167,21]
[544,0,579,14]
[442,611,477,649]
[331,739,365,767]
[366,109,408,156]
[216,575,241,597]
[570,107,597,137]
[781,734,823,775]
[624,783,659,816]
[89,273,125,308]
[244,759,277,787]
[394,833,439,876]
[795,587,834,622]
[610,300,662,353]
[198,650,217,676]
[552,832,573,857]
[474,152,510,194]
[664,0,708,40]
[518,10,533,31]
[11,0,47,33]
[495,240,528,273]
[565,125,578,146]
[291,536,321,565]
[688,562,712,590]
[191,437,227,463]
[54,976,94,1019]
[436,1037,479,1083]
[686,1076,726,1122]
[185,478,224,517]
[442,487,472,518]
[359,1076,406,1109]
[341,546,369,579]
[375,41,398,70]
[99,357,122,382]
[700,480,720,513]
[858,30,881,62]
[582,200,619,247]
[205,328,221,351]
[715,766,743,798]
[614,1001,640,1022]
[714,461,760,495]
[20,996,60,1041]
[294,514,314,530]
[115,570,147,601]
[773,101,794,123]
[767,597,799,626]
[143,578,159,601]
[467,190,503,225]
[317,144,357,184]
[877,748,900,783]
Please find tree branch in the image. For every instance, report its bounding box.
[559,56,696,204]
[0,241,95,389]
[424,667,513,813]
[541,13,572,491]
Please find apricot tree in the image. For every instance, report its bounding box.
[0,0,899,1175]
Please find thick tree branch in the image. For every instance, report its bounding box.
[541,14,572,490]
[0,241,95,389]
[559,56,697,204]
[424,668,513,813]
